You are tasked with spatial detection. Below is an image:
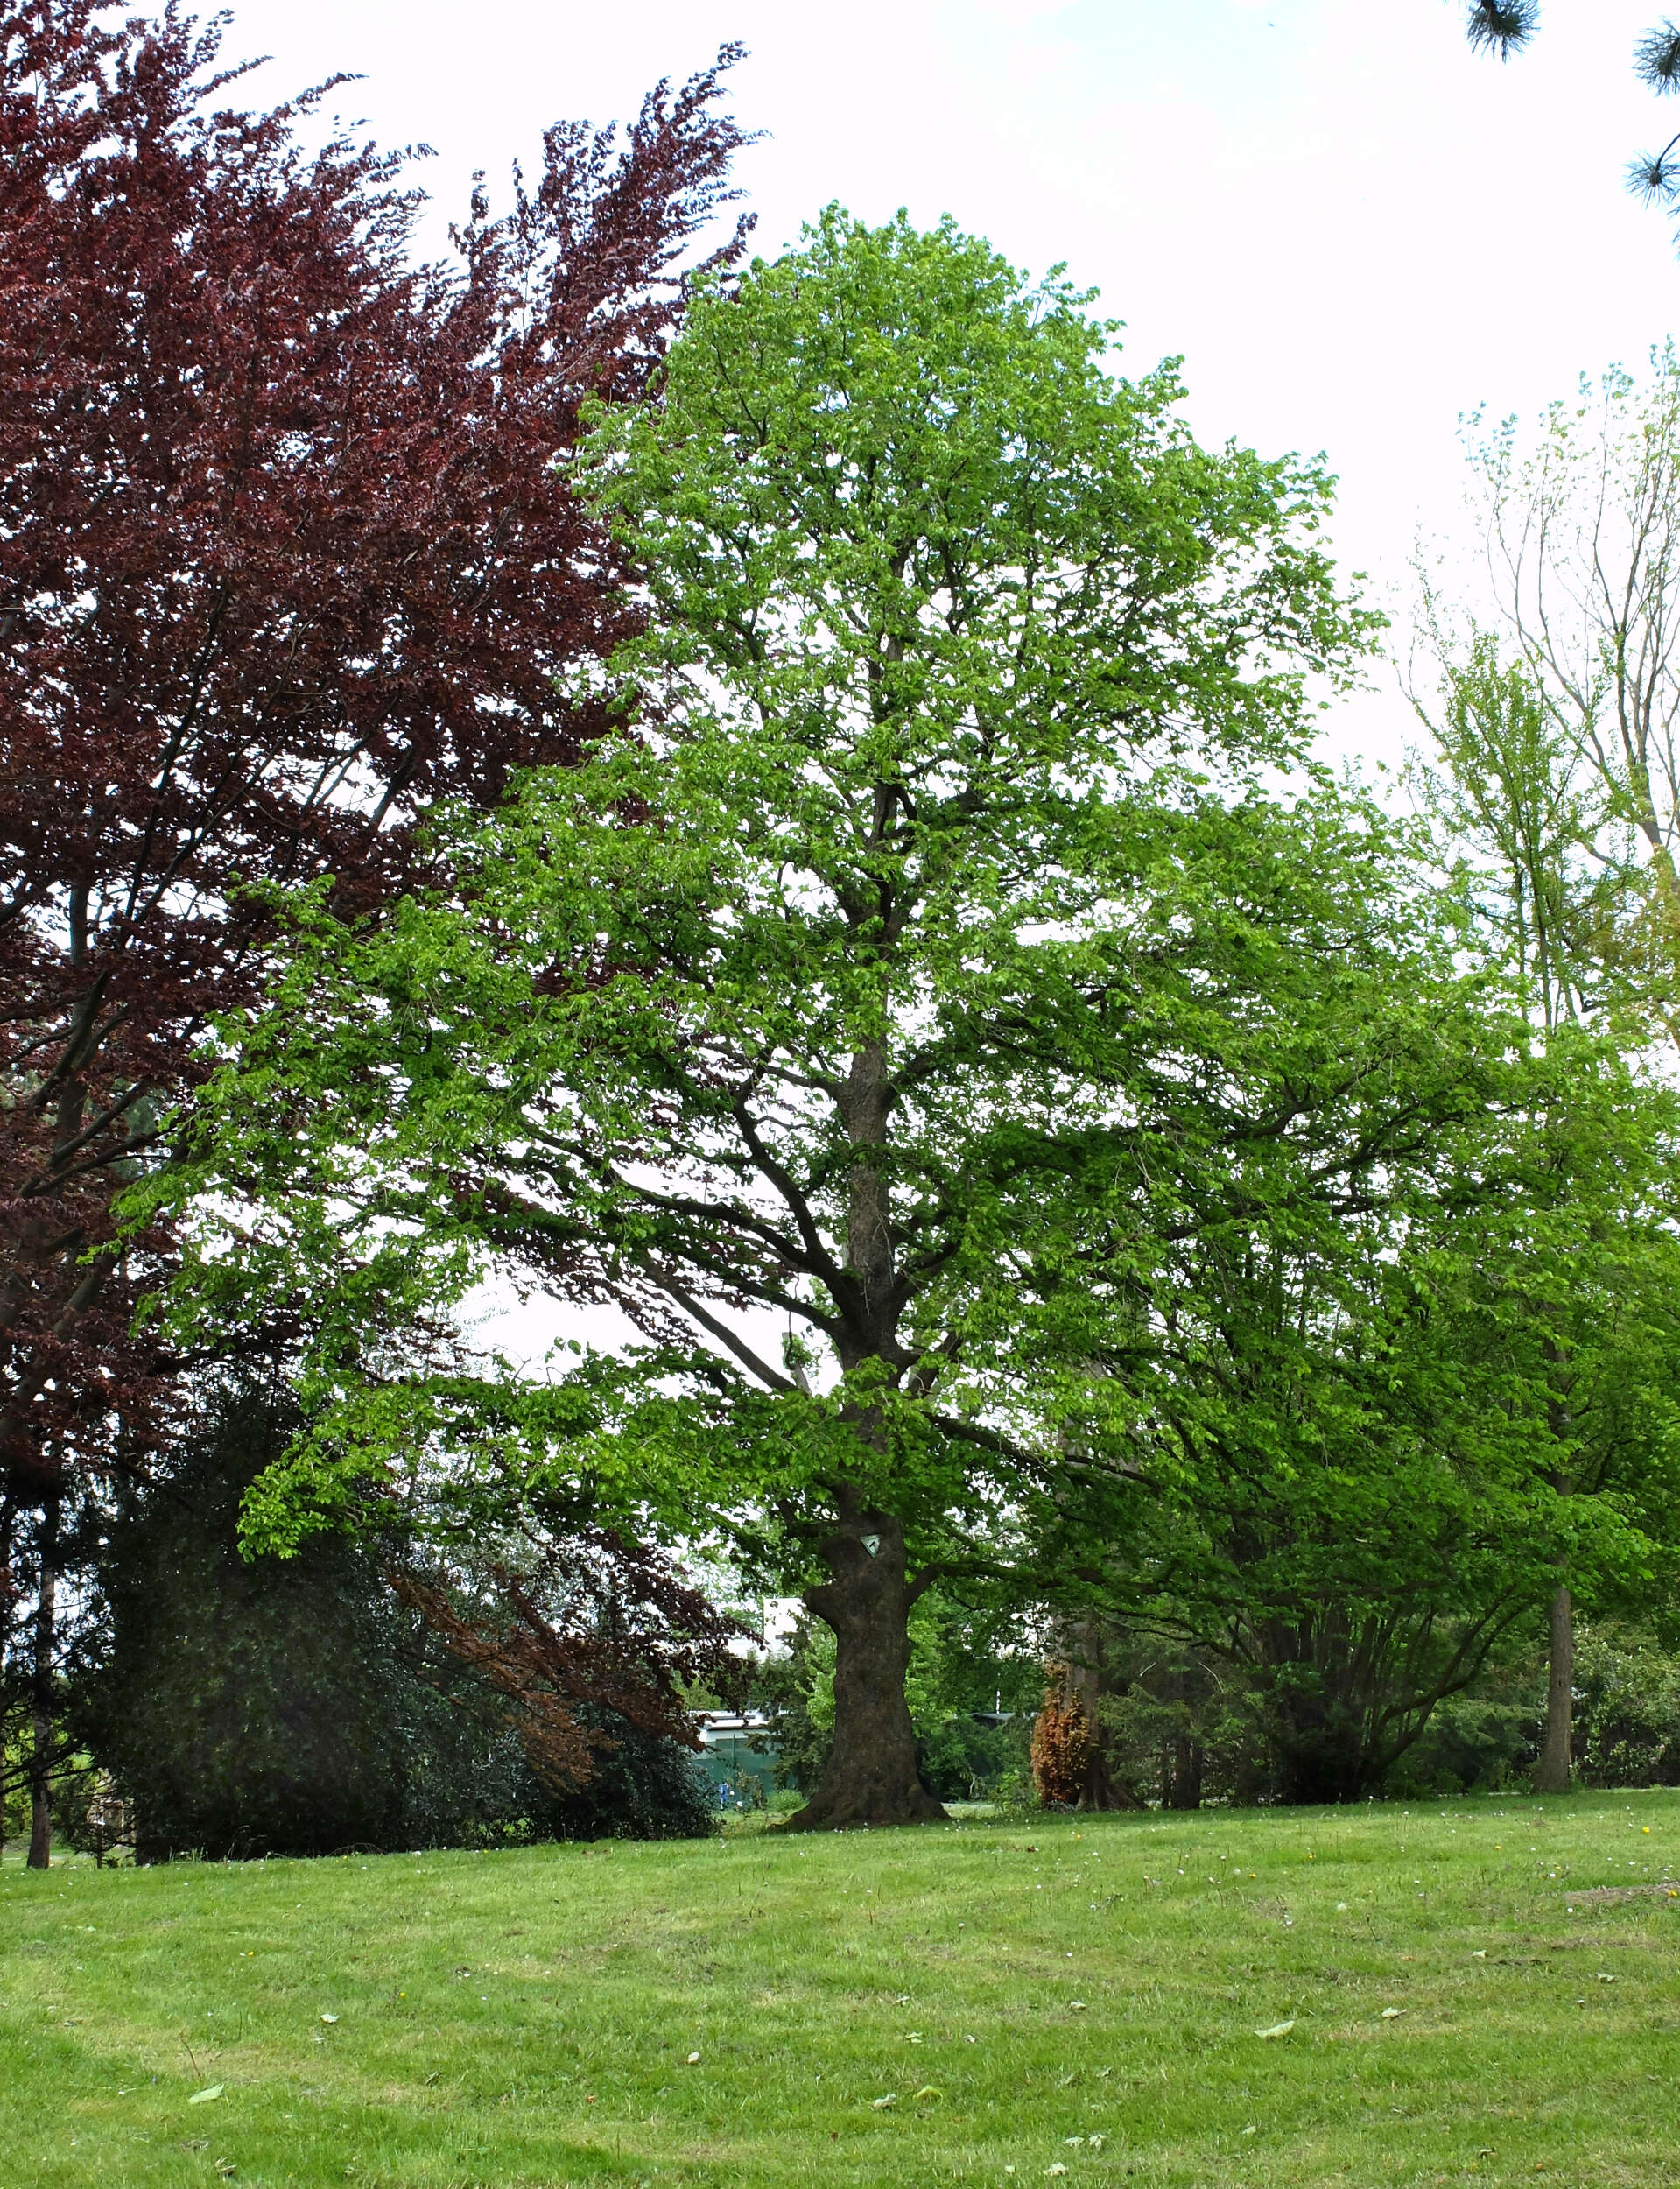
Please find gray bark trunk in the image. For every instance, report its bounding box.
[1065,1622,1142,1810]
[789,1034,943,1829]
[1535,1581,1573,1794]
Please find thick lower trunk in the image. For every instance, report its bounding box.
[790,1516,945,1830]
[27,1491,60,1870]
[794,1033,940,1829]
[1535,1581,1573,1794]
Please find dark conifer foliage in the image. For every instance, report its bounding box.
[1463,2,1539,62]
[75,1380,735,1856]
[0,0,751,1510]
[1459,2,1680,242]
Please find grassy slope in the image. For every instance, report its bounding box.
[1,1793,1677,2189]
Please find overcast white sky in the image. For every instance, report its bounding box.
[216,0,1680,762]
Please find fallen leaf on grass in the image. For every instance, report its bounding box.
[1381,2008,1405,2020]
[872,2093,897,2110]
[1067,2000,1086,2011]
[912,2086,943,2101]
[320,2013,340,2024]
[1254,2019,1296,2039]
[686,2052,701,2065]
[1044,2168,1068,2179]
[187,2087,223,2106]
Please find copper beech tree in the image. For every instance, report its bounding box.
[0,0,749,1861]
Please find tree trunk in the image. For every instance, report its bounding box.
[1165,1733,1204,1811]
[27,1489,60,1870]
[1535,1581,1573,1794]
[791,1515,945,1829]
[791,1031,943,1830]
[1065,1623,1141,1810]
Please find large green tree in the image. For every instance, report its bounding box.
[144,210,1510,1827]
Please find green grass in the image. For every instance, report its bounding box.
[2,1792,1678,2189]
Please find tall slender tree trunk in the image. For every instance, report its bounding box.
[792,1511,944,1829]
[790,1031,945,1830]
[27,1489,60,1869]
[1535,1581,1574,1794]
[1065,1622,1141,1810]
[0,1492,11,1865]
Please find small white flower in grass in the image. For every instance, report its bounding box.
[1335,1902,1348,1912]
[1045,2166,1068,2179]
[1068,2000,1086,2011]
[686,2052,701,2065]
[1088,2135,1105,2150]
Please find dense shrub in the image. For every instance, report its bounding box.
[917,1714,1027,1802]
[75,1383,718,1856]
[1574,1626,1680,1787]
[1381,1690,1536,1797]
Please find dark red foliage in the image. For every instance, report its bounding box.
[389,1533,749,1794]
[0,1,751,1500]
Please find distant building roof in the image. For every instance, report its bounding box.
[694,1710,774,1745]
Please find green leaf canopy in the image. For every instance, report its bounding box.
[140,209,1632,1823]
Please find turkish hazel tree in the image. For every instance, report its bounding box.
[153,211,1391,1827]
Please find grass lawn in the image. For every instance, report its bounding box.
[2,1791,1677,2189]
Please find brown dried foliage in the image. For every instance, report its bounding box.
[388,1529,749,1793]
[1030,1663,1094,1807]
